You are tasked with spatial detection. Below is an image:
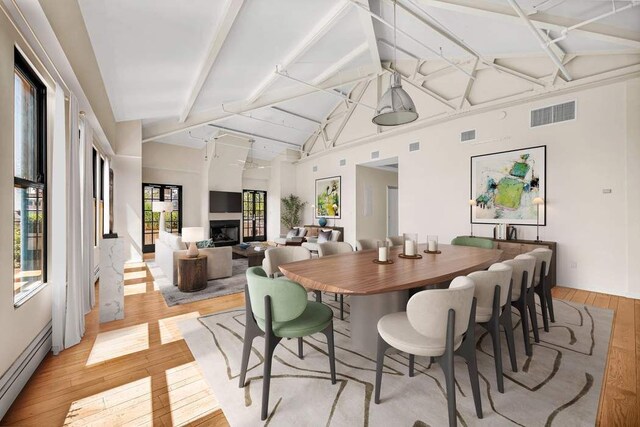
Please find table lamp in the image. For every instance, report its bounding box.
[152,201,174,231]
[532,197,544,241]
[468,199,476,237]
[182,227,204,257]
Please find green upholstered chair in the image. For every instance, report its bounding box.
[239,267,337,420]
[450,236,495,249]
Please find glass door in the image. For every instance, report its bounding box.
[242,190,267,242]
[143,183,182,253]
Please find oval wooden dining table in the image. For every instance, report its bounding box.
[280,243,502,355]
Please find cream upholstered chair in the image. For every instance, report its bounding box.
[318,241,354,320]
[375,277,482,427]
[318,241,354,256]
[386,235,404,247]
[356,239,382,251]
[262,246,311,278]
[467,262,516,393]
[527,248,554,332]
[503,255,537,356]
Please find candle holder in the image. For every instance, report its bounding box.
[399,233,422,259]
[374,241,393,264]
[425,235,441,254]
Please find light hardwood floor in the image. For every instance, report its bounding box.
[1,261,638,426]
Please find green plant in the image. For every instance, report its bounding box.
[281,194,306,230]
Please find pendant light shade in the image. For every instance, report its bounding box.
[372,0,418,126]
[372,72,418,126]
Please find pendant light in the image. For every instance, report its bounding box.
[372,0,418,126]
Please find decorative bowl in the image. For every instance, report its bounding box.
[239,242,251,249]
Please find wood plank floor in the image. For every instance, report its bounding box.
[1,261,638,426]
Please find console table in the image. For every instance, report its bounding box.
[488,238,557,288]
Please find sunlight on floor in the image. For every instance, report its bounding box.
[158,312,201,345]
[64,377,152,426]
[124,269,148,281]
[87,323,149,365]
[165,362,220,426]
[124,282,148,296]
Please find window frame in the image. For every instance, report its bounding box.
[13,49,48,307]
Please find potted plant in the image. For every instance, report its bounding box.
[281,194,307,230]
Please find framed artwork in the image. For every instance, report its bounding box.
[315,176,341,219]
[471,145,546,225]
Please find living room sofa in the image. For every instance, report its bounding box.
[155,230,233,285]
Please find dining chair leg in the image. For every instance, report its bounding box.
[409,354,415,377]
[488,286,505,393]
[456,298,482,419]
[314,290,322,303]
[339,294,344,320]
[239,284,264,388]
[321,322,337,384]
[543,278,555,323]
[437,309,457,427]
[501,307,518,373]
[261,295,282,421]
[527,287,540,343]
[513,298,531,356]
[297,337,304,359]
[535,284,550,332]
[374,334,391,404]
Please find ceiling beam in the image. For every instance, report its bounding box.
[506,0,572,81]
[178,0,244,123]
[355,0,383,75]
[331,80,371,147]
[421,0,640,49]
[459,57,478,109]
[312,42,369,85]
[271,106,321,125]
[245,0,351,104]
[143,68,374,141]
[487,60,546,87]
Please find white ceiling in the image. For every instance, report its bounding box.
[78,0,640,160]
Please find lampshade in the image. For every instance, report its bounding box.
[372,72,418,126]
[468,199,477,206]
[532,197,545,205]
[152,201,174,212]
[181,227,204,243]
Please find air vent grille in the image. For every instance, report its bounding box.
[371,151,379,159]
[460,130,476,142]
[409,142,420,152]
[531,101,575,127]
[339,159,346,166]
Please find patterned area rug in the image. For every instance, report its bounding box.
[149,258,248,307]
[179,296,613,426]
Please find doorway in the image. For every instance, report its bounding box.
[142,183,182,253]
[387,186,399,237]
[242,189,267,242]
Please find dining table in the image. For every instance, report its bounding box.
[279,243,503,356]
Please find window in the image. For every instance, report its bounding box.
[13,49,47,305]
[92,147,98,246]
[142,183,182,253]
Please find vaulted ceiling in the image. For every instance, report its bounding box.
[78,0,640,160]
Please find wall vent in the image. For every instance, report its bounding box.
[312,165,318,172]
[371,151,379,159]
[460,130,476,142]
[339,159,346,166]
[409,142,420,152]
[531,100,575,127]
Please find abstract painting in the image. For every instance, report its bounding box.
[471,146,545,225]
[315,176,341,219]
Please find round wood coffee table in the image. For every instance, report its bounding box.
[177,254,207,292]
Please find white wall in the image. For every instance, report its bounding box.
[356,166,398,240]
[295,79,640,298]
[112,120,142,262]
[142,142,202,228]
[0,8,54,379]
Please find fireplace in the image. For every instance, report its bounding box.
[210,220,240,247]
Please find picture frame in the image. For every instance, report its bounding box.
[315,176,341,219]
[470,145,546,225]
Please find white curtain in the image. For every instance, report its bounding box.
[64,93,85,349]
[51,83,67,355]
[52,88,90,354]
[80,118,95,312]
